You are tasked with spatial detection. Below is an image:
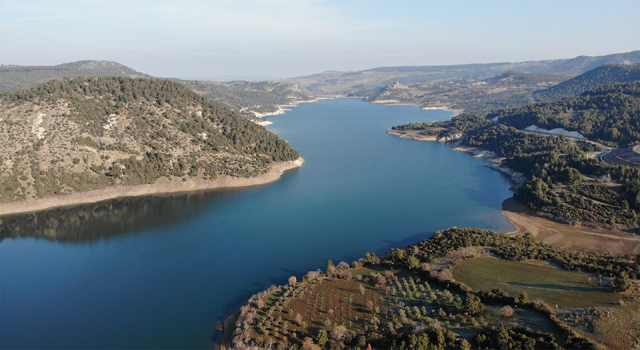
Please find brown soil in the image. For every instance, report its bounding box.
[0,158,304,216]
[250,278,389,345]
[502,197,640,255]
[602,146,640,168]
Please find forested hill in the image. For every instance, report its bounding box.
[534,64,640,101]
[391,82,640,227]
[395,81,640,148]
[0,77,299,203]
[178,80,313,117]
[490,81,640,147]
[0,61,315,119]
[0,61,151,93]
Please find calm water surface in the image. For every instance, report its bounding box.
[1,99,514,349]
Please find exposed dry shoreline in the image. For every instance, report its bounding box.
[370,100,463,116]
[251,98,332,118]
[389,128,640,255]
[501,197,640,255]
[0,158,304,216]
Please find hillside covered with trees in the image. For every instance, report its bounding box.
[391,82,640,228]
[534,64,640,101]
[179,80,314,118]
[491,81,640,147]
[0,61,316,122]
[0,77,300,203]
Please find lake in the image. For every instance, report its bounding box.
[0,98,514,349]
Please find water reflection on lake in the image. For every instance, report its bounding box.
[0,190,240,242]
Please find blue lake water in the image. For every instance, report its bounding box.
[0,98,514,349]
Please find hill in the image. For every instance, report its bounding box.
[0,77,300,207]
[534,64,640,101]
[178,80,314,118]
[277,51,640,96]
[0,61,316,121]
[390,82,640,228]
[0,60,151,92]
[492,81,640,147]
[360,71,568,112]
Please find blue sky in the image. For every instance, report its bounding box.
[1,0,638,79]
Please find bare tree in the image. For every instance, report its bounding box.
[337,261,350,271]
[501,305,514,317]
[359,284,366,295]
[330,325,347,341]
[295,313,303,326]
[288,276,297,286]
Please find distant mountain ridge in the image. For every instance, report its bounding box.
[360,71,568,112]
[4,51,639,119]
[365,51,640,76]
[277,51,640,95]
[0,60,151,92]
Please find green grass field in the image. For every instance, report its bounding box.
[452,257,620,308]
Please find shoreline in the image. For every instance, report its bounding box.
[501,197,640,255]
[370,100,463,116]
[419,106,464,116]
[219,308,241,350]
[387,130,526,187]
[250,97,332,118]
[0,158,304,217]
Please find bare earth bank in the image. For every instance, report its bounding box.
[502,197,640,255]
[0,158,304,216]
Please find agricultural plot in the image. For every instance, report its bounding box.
[452,256,620,308]
[249,268,567,347]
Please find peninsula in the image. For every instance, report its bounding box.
[0,77,302,215]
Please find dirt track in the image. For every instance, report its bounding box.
[601,146,640,168]
[502,198,640,255]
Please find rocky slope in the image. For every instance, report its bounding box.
[0,77,300,204]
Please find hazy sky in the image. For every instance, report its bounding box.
[1,0,638,80]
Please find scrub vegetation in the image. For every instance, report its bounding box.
[0,77,299,203]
